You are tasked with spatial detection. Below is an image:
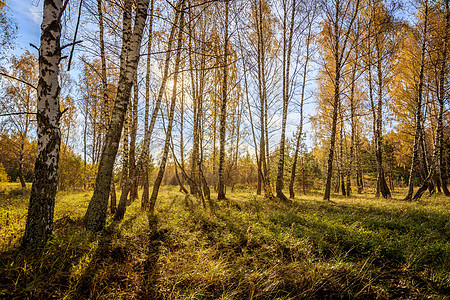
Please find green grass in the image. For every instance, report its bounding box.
[0,183,449,299]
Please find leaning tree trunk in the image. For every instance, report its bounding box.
[148,6,185,214]
[22,0,64,247]
[413,126,436,201]
[84,0,149,231]
[413,130,436,201]
[118,1,182,218]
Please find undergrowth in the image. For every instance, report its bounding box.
[0,184,449,299]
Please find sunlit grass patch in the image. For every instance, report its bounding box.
[0,184,449,298]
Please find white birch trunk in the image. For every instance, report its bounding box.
[22,0,63,247]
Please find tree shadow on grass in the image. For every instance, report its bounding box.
[0,209,163,299]
[180,195,449,298]
[74,221,119,298]
[137,225,164,299]
[74,213,165,299]
[0,216,89,298]
[270,200,450,297]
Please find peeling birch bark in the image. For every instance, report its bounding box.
[22,0,63,247]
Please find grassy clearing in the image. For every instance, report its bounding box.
[0,184,449,299]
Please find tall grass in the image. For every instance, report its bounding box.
[0,183,449,298]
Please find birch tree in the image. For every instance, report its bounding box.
[436,0,450,196]
[84,0,150,231]
[289,2,316,199]
[276,0,296,202]
[404,0,429,201]
[148,0,185,213]
[142,0,155,209]
[22,0,65,247]
[217,0,230,200]
[116,0,182,218]
[321,0,360,201]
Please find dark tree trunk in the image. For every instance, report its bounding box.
[323,66,340,200]
[346,47,358,197]
[188,6,200,195]
[84,0,149,231]
[323,0,360,201]
[129,73,139,202]
[141,0,154,210]
[437,0,450,196]
[120,0,181,217]
[97,0,109,123]
[374,40,391,199]
[179,72,186,192]
[120,110,130,190]
[276,0,296,203]
[174,155,188,194]
[405,0,428,201]
[290,130,301,199]
[110,181,116,214]
[217,0,229,200]
[255,0,272,198]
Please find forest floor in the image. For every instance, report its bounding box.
[0,183,449,299]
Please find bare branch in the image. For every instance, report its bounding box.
[29,43,39,51]
[0,112,37,117]
[60,40,83,51]
[0,72,37,90]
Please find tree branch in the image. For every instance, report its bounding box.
[67,0,83,71]
[0,72,37,90]
[0,112,37,117]
[29,43,39,51]
[60,40,83,51]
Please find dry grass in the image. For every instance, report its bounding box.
[0,183,449,299]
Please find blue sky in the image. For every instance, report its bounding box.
[7,0,42,56]
[4,0,318,154]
